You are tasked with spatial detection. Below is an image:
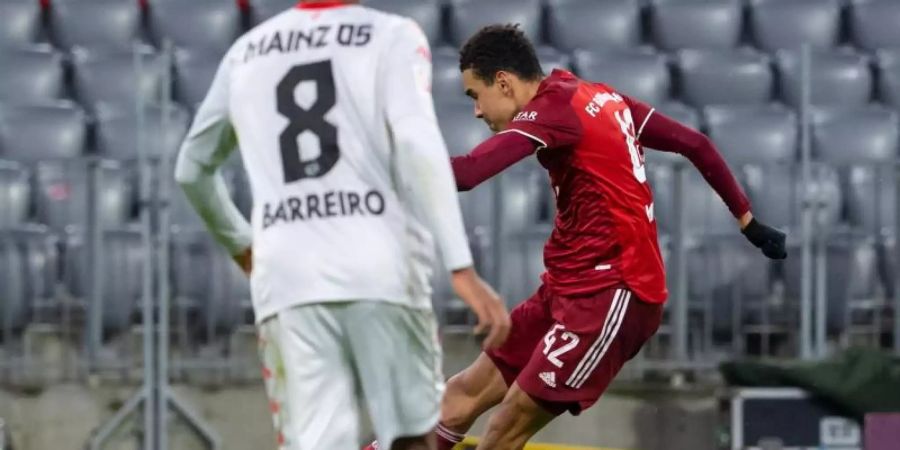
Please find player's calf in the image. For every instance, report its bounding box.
[475,382,556,450]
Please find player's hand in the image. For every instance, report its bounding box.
[741,218,787,260]
[233,247,253,276]
[450,267,511,350]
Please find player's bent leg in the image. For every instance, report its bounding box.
[475,382,556,450]
[441,352,509,432]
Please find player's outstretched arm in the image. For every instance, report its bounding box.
[174,56,253,270]
[626,96,787,260]
[451,132,535,191]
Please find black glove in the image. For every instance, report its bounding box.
[742,218,787,260]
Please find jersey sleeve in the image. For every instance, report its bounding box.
[500,85,583,150]
[380,19,474,271]
[174,54,253,256]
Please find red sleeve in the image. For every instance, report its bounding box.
[451,132,536,192]
[623,96,752,219]
[502,84,583,150]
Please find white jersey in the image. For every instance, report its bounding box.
[175,3,472,322]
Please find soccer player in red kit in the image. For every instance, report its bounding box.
[367,24,787,450]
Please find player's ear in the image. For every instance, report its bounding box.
[496,71,512,96]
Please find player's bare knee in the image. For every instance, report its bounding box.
[440,373,480,429]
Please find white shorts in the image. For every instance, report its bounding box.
[257,301,444,450]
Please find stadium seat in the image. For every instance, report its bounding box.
[250,0,298,24]
[448,0,541,47]
[149,0,242,52]
[364,0,443,44]
[776,50,873,108]
[574,50,671,105]
[498,165,548,236]
[432,47,464,104]
[50,0,141,50]
[499,230,549,305]
[536,46,571,75]
[459,185,496,234]
[649,0,743,51]
[170,230,247,336]
[645,153,676,232]
[64,228,143,335]
[813,107,898,164]
[656,102,701,130]
[877,50,900,108]
[749,0,841,53]
[435,102,491,157]
[784,239,879,335]
[0,161,31,229]
[676,49,774,107]
[813,107,899,237]
[0,46,66,104]
[0,2,41,47]
[0,236,28,335]
[850,0,900,52]
[34,160,132,231]
[745,163,842,232]
[704,105,798,165]
[174,48,222,107]
[547,0,642,51]
[95,104,191,160]
[72,46,164,109]
[0,102,88,161]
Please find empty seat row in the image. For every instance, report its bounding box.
[4,0,900,56]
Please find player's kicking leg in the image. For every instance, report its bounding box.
[476,285,664,450]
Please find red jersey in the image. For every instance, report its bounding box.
[501,70,668,303]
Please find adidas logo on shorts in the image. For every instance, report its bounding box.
[539,371,557,388]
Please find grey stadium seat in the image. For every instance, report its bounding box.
[574,50,671,105]
[683,168,741,235]
[850,0,900,52]
[749,0,841,53]
[95,104,191,160]
[0,236,28,335]
[776,50,873,108]
[448,0,541,47]
[170,230,247,336]
[676,49,774,108]
[34,160,132,231]
[174,48,222,107]
[704,105,798,165]
[847,165,896,238]
[649,0,742,51]
[499,231,549,305]
[537,46,571,75]
[150,0,242,52]
[547,0,641,51]
[813,107,898,164]
[744,164,842,232]
[0,102,88,161]
[0,161,31,229]
[0,46,65,104]
[72,46,163,109]
[498,165,549,236]
[251,0,300,24]
[364,0,443,44]
[656,102,700,130]
[432,47,464,104]
[436,102,491,156]
[50,0,141,50]
[64,228,144,335]
[0,2,41,47]
[783,239,879,335]
[877,50,900,108]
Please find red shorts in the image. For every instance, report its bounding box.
[486,284,662,415]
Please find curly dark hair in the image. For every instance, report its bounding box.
[459,24,544,84]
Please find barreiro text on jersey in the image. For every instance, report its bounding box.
[261,189,385,230]
[243,23,373,63]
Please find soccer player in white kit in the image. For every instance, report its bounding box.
[174,1,511,449]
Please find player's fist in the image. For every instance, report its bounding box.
[742,218,787,260]
[233,247,253,276]
[450,267,511,350]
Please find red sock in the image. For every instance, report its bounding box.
[436,423,465,450]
